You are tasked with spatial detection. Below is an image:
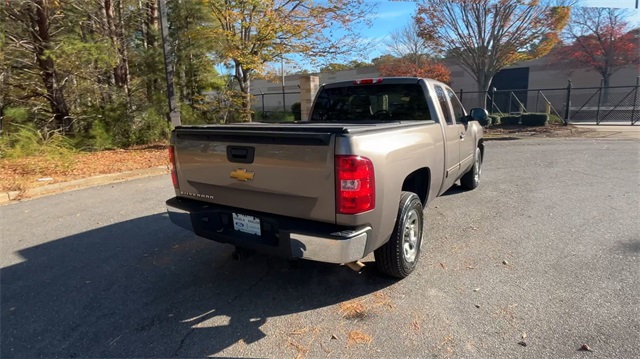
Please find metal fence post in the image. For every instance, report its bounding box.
[564,80,572,125]
[632,76,639,125]
[259,90,265,116]
[596,78,604,125]
[491,87,496,114]
[508,92,513,114]
[535,90,540,113]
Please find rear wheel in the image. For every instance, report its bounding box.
[461,147,482,190]
[375,192,424,279]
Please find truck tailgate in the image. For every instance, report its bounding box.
[173,127,336,224]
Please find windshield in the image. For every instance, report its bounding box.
[309,84,432,122]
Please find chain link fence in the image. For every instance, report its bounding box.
[252,91,301,121]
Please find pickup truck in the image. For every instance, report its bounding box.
[166,77,486,278]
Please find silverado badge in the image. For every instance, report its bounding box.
[230,168,255,182]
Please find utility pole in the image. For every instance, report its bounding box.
[158,0,181,126]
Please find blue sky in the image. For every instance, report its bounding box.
[224,0,640,75]
[362,0,639,63]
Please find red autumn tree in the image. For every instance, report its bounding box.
[555,7,639,89]
[376,56,452,84]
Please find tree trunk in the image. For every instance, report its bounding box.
[234,62,252,122]
[115,0,130,100]
[143,0,158,101]
[602,72,611,105]
[103,0,130,100]
[476,70,494,110]
[29,0,71,132]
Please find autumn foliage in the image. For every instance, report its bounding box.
[554,8,639,88]
[415,0,570,92]
[376,57,451,84]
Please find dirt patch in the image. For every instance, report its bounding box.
[484,124,592,138]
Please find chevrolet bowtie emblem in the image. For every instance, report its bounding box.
[230,169,255,182]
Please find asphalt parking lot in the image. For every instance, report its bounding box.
[1,138,639,358]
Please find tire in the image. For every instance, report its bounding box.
[461,147,482,190]
[374,192,424,279]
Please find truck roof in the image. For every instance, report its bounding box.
[320,77,451,89]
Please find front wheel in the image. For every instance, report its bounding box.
[460,147,482,190]
[375,192,424,279]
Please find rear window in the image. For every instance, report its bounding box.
[310,84,431,122]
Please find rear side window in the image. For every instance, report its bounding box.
[310,84,431,122]
[446,88,466,124]
[434,85,453,125]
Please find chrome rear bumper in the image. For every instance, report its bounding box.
[166,197,370,264]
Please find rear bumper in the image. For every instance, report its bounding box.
[166,197,370,264]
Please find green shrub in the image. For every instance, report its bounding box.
[521,113,549,127]
[258,111,294,122]
[548,113,564,124]
[489,115,501,126]
[132,108,171,145]
[0,124,76,161]
[477,115,492,127]
[2,107,31,134]
[88,120,114,150]
[291,102,302,121]
[501,115,521,125]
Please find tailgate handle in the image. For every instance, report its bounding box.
[227,146,255,164]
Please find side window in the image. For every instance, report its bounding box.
[434,85,454,125]
[446,88,466,124]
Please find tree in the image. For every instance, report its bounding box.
[554,7,639,90]
[3,0,72,131]
[415,0,571,95]
[202,0,374,121]
[376,55,451,84]
[319,60,372,73]
[168,1,220,107]
[385,20,436,67]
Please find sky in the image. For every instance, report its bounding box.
[361,0,639,64]
[220,0,640,75]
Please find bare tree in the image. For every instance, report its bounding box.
[415,0,572,94]
[385,21,436,66]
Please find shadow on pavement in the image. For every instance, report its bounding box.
[1,213,394,358]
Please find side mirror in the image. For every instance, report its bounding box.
[469,108,488,122]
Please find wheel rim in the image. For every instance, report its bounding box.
[402,209,420,263]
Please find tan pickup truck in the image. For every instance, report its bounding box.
[166,77,485,278]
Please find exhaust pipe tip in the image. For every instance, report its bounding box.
[345,261,365,272]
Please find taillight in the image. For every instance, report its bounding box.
[168,145,179,188]
[335,155,375,214]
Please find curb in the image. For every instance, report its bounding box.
[0,166,169,205]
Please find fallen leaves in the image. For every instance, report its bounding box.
[347,330,372,345]
[1,144,168,192]
[288,338,309,359]
[339,300,367,319]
